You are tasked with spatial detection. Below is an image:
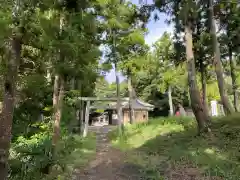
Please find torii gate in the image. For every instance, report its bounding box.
[78,97,128,137]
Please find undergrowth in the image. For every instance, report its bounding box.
[9,131,96,180]
[9,97,97,180]
[9,121,96,180]
[109,114,240,180]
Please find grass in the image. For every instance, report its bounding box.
[9,131,97,180]
[46,132,96,180]
[109,114,240,179]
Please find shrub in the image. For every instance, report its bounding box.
[9,131,52,180]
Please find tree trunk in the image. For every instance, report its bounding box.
[79,102,84,133]
[229,47,238,112]
[53,75,60,108]
[52,12,65,145]
[52,74,60,141]
[0,34,21,180]
[127,74,134,124]
[113,28,123,135]
[75,80,82,133]
[185,23,210,134]
[208,0,234,114]
[83,101,90,137]
[46,69,51,83]
[200,61,210,117]
[168,86,174,116]
[79,82,84,133]
[70,78,75,90]
[115,64,123,135]
[52,76,65,145]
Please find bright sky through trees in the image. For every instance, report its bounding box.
[105,0,173,82]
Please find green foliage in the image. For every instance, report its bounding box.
[101,0,149,83]
[132,32,189,111]
[9,120,96,180]
[9,129,52,180]
[1,1,105,179]
[0,0,239,179]
[12,77,52,137]
[94,77,128,98]
[110,115,240,179]
[45,133,96,180]
[207,81,221,101]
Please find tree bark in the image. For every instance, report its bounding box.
[52,12,65,145]
[200,61,210,117]
[208,0,234,114]
[185,23,210,134]
[83,101,90,137]
[168,86,174,116]
[52,76,65,145]
[113,28,123,135]
[228,47,238,112]
[75,80,83,133]
[79,102,84,133]
[79,82,84,133]
[127,74,134,124]
[53,75,60,108]
[46,69,51,83]
[0,33,21,180]
[115,64,123,135]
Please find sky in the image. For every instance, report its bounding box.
[104,0,173,83]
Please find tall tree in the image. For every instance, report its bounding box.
[39,0,101,140]
[217,1,240,112]
[131,33,188,116]
[119,29,148,123]
[154,0,210,133]
[52,12,65,146]
[101,0,148,129]
[153,32,175,116]
[0,0,23,178]
[185,22,209,132]
[208,0,234,114]
[192,3,211,117]
[112,29,123,131]
[0,0,104,178]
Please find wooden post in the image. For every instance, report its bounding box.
[83,100,90,137]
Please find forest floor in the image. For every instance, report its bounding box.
[108,115,240,180]
[73,114,240,180]
[73,125,145,180]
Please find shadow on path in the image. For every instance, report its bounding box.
[73,126,146,180]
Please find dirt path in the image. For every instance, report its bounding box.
[73,126,143,180]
